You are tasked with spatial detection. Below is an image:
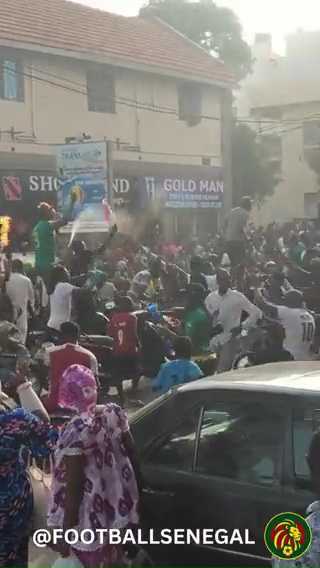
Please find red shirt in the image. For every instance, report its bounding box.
[44,343,98,411]
[108,312,138,356]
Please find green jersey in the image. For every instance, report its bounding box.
[33,220,55,273]
[185,308,211,353]
[85,270,107,290]
[288,243,305,265]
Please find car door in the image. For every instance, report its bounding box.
[281,397,320,518]
[139,389,287,567]
[140,395,203,567]
[184,390,287,567]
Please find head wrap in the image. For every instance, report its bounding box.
[59,364,97,414]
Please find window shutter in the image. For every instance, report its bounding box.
[178,82,202,125]
[87,67,115,114]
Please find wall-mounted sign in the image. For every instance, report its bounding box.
[139,175,224,209]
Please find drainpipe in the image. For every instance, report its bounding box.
[133,74,140,149]
[29,63,37,139]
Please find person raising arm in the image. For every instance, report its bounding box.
[33,197,76,287]
[205,269,261,373]
[255,288,315,361]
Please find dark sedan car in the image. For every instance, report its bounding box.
[130,361,320,567]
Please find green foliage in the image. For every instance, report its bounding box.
[232,123,281,204]
[305,148,320,183]
[140,0,253,78]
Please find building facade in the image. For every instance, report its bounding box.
[0,0,234,239]
[238,32,320,225]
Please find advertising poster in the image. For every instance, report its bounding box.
[56,142,108,231]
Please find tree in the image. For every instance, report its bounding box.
[305,148,320,184]
[231,122,281,204]
[140,0,252,78]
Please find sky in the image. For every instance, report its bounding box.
[75,0,320,45]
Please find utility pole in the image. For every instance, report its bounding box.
[220,89,233,228]
[106,140,114,209]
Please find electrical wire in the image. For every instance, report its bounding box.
[27,64,308,126]
[5,64,220,121]
[31,63,320,131]
[257,110,320,135]
[3,63,320,146]
[8,62,320,129]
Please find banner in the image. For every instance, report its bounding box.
[138,175,224,209]
[56,141,107,223]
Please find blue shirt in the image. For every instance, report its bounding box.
[154,359,203,393]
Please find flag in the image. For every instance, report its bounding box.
[103,199,115,224]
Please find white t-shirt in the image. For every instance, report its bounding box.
[48,282,74,331]
[277,306,315,361]
[6,272,34,313]
[205,289,261,345]
[205,274,218,293]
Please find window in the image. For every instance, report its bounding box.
[0,58,24,102]
[196,403,284,486]
[178,82,202,125]
[145,409,200,471]
[86,66,115,113]
[303,120,320,147]
[292,409,320,484]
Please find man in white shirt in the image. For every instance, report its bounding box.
[47,280,74,332]
[205,269,261,373]
[255,288,315,361]
[224,197,252,265]
[5,259,35,344]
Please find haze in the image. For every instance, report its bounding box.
[75,0,320,36]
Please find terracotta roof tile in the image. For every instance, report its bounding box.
[0,0,234,84]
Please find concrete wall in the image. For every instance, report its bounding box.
[0,51,222,168]
[253,102,319,225]
[238,31,320,225]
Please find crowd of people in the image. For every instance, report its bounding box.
[1,197,320,566]
[2,197,320,389]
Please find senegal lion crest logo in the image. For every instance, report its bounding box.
[264,512,312,560]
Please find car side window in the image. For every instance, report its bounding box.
[144,409,201,472]
[195,403,284,486]
[292,409,314,484]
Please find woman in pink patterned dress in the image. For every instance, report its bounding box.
[47,364,142,567]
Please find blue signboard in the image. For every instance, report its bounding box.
[56,142,107,222]
[138,174,224,209]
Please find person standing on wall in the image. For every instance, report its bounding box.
[224,196,252,286]
[32,196,76,288]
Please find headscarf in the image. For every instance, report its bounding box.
[59,364,97,414]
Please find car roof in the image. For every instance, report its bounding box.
[178,361,320,396]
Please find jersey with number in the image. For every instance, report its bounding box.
[277,306,315,361]
[33,220,55,273]
[108,312,138,356]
